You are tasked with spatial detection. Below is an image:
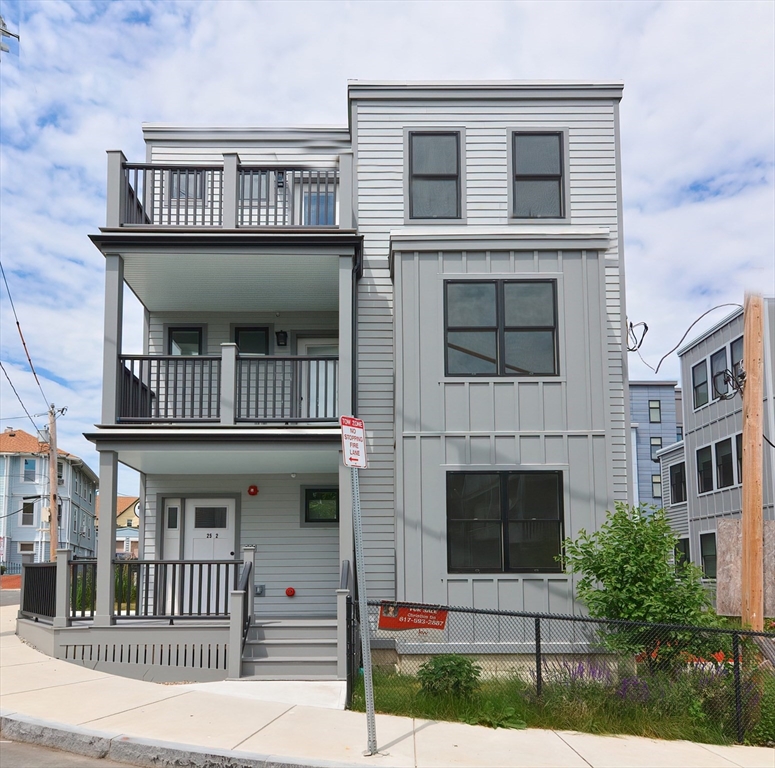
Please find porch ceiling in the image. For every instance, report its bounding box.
[86,428,342,475]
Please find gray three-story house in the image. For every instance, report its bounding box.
[17,81,631,682]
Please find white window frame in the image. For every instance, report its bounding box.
[17,542,34,554]
[23,458,36,483]
[20,501,35,527]
[692,336,743,412]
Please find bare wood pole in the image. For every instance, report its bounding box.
[48,404,58,563]
[741,294,764,632]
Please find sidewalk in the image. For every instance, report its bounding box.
[1,605,772,768]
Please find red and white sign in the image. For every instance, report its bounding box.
[378,603,448,631]
[340,416,367,468]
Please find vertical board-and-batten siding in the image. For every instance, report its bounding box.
[351,91,628,607]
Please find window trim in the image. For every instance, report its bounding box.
[507,127,570,223]
[18,542,34,554]
[444,279,559,378]
[446,470,564,574]
[696,444,714,495]
[692,360,709,409]
[648,400,662,424]
[691,335,745,412]
[232,325,271,356]
[300,486,339,528]
[715,437,734,489]
[700,532,717,579]
[20,502,35,527]
[669,462,687,505]
[675,538,690,571]
[165,324,206,356]
[651,474,662,499]
[404,127,466,225]
[650,436,663,462]
[23,458,36,483]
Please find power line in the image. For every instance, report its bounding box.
[0,359,41,433]
[0,259,50,408]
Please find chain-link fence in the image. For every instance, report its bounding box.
[347,599,775,746]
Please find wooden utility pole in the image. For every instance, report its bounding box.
[48,404,58,563]
[741,294,764,632]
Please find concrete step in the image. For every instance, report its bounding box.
[243,638,337,660]
[241,656,338,679]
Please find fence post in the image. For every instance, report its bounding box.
[534,617,543,698]
[732,632,744,743]
[222,152,240,228]
[54,549,72,628]
[228,590,245,679]
[17,553,34,619]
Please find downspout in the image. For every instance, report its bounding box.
[352,241,363,417]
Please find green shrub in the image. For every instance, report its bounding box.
[417,654,481,697]
[748,674,775,747]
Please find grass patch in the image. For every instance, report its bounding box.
[352,663,773,746]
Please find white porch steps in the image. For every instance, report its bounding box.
[241,617,338,680]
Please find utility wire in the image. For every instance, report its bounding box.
[630,303,743,374]
[0,259,50,408]
[0,359,41,433]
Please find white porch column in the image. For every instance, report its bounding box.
[105,150,127,228]
[338,151,354,229]
[222,152,241,228]
[54,548,71,628]
[101,254,124,426]
[220,343,238,425]
[228,590,245,679]
[95,451,118,626]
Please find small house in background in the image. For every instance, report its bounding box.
[95,495,140,559]
[0,428,98,567]
[658,299,775,613]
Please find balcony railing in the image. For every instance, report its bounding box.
[118,354,338,424]
[118,162,339,228]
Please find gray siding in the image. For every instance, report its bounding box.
[351,91,628,606]
[143,473,339,616]
[659,442,689,538]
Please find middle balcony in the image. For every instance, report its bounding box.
[118,349,339,425]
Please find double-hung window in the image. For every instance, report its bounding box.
[512,132,564,218]
[650,437,662,461]
[692,361,708,409]
[710,348,728,399]
[408,132,461,219]
[697,446,713,493]
[731,336,744,379]
[715,438,734,488]
[670,462,687,504]
[21,502,34,527]
[700,533,717,579]
[675,538,690,570]
[23,458,36,482]
[651,474,662,499]
[445,280,558,376]
[648,400,662,423]
[736,433,743,484]
[447,471,563,573]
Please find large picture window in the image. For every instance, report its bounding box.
[445,280,558,376]
[512,132,564,218]
[447,471,563,573]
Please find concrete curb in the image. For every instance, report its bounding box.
[0,712,386,768]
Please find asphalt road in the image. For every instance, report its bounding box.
[0,590,20,606]
[0,739,134,767]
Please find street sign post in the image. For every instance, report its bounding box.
[340,415,377,755]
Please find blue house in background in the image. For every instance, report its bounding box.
[0,428,98,568]
[629,382,681,508]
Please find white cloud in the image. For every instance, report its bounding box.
[1,0,773,495]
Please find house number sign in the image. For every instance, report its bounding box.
[340,416,367,468]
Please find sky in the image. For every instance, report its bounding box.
[0,0,773,495]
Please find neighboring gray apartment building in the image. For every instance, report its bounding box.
[23,81,631,681]
[658,300,775,579]
[628,381,679,508]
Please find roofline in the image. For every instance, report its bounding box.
[676,307,744,356]
[656,440,684,458]
[141,125,351,145]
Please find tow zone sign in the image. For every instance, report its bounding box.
[340,416,367,468]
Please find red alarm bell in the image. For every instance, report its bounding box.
[285,587,296,597]
[248,485,259,496]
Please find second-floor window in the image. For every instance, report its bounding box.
[445,280,558,377]
[23,458,36,482]
[710,348,728,399]
[692,361,708,409]
[648,400,661,423]
[670,462,686,504]
[21,502,34,526]
[731,336,744,378]
[697,446,713,493]
[512,132,564,218]
[408,132,461,219]
[168,327,203,356]
[715,438,734,488]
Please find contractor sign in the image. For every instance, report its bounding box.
[340,416,367,468]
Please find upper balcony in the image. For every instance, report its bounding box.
[106,151,351,230]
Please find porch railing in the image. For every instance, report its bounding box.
[20,563,57,620]
[118,354,338,424]
[120,163,338,228]
[119,356,221,422]
[236,356,339,422]
[113,560,240,619]
[70,559,97,620]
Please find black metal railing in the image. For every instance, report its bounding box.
[237,560,253,651]
[236,355,338,422]
[122,164,224,227]
[353,600,775,746]
[118,356,220,422]
[20,563,57,620]
[238,167,338,227]
[112,560,240,619]
[70,559,97,620]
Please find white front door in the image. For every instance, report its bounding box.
[297,338,339,419]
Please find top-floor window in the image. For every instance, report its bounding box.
[512,132,564,219]
[710,348,728,399]
[730,336,744,378]
[692,360,708,409]
[23,458,36,482]
[169,169,205,200]
[57,461,64,485]
[303,191,336,226]
[445,280,558,377]
[648,400,661,423]
[408,132,461,219]
[168,327,202,356]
